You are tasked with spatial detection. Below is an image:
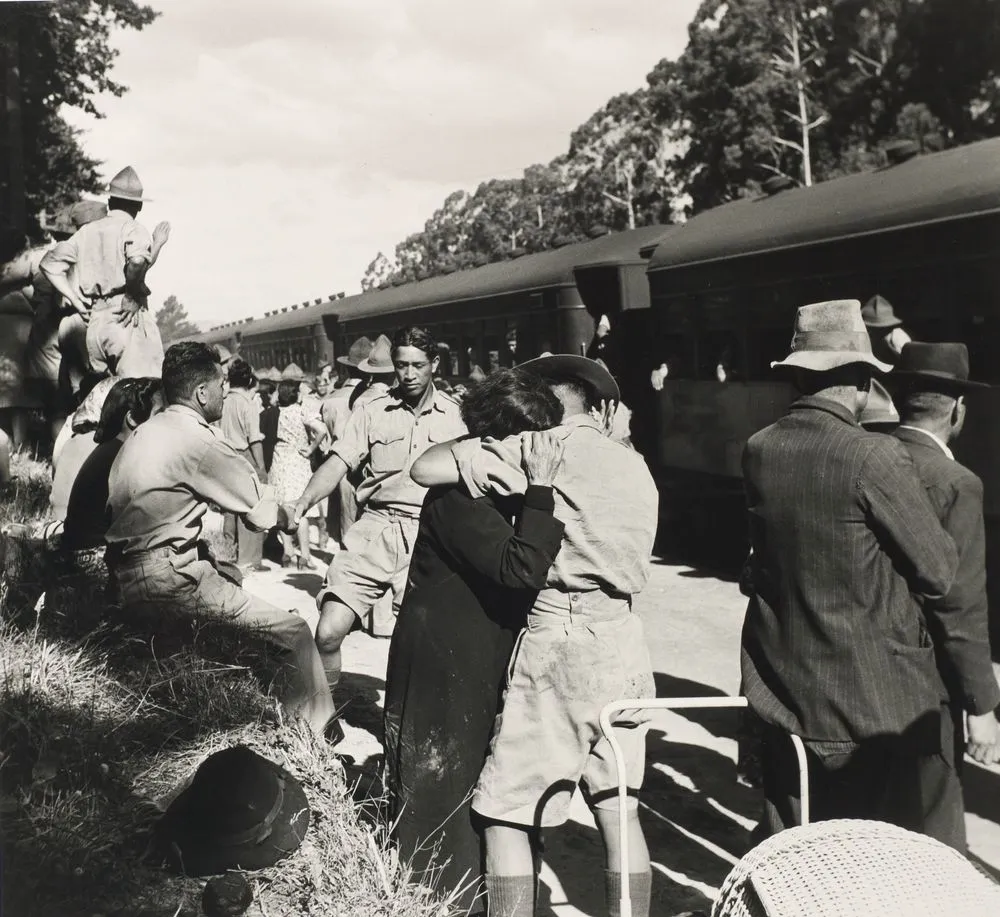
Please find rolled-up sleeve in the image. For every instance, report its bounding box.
[122,222,153,264]
[454,437,527,498]
[330,406,371,472]
[39,239,79,279]
[239,396,263,445]
[861,441,958,599]
[192,443,278,530]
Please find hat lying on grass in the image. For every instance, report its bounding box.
[151,745,310,876]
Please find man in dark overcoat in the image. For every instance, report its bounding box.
[891,343,1000,816]
[741,299,962,846]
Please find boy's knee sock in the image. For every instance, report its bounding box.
[605,869,652,917]
[485,874,534,917]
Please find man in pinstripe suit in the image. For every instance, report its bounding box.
[741,300,963,847]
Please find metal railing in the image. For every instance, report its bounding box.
[598,696,809,917]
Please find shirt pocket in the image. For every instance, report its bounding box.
[370,429,408,474]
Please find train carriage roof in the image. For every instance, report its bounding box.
[333,224,670,323]
[647,138,1000,275]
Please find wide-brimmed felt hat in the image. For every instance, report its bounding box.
[771,300,893,373]
[280,362,305,382]
[517,353,621,404]
[861,294,903,330]
[337,336,373,368]
[357,334,396,375]
[108,165,151,203]
[891,342,989,392]
[213,344,233,366]
[259,366,282,383]
[152,746,310,877]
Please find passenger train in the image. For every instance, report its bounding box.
[195,137,1000,637]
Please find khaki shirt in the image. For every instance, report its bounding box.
[106,404,277,558]
[332,386,466,514]
[220,387,263,452]
[454,413,658,595]
[40,211,153,312]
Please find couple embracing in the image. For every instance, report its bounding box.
[383,355,659,917]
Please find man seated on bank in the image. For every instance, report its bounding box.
[288,327,466,694]
[105,342,335,736]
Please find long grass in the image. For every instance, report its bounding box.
[0,453,466,917]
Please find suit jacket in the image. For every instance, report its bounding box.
[894,426,1000,716]
[741,396,959,749]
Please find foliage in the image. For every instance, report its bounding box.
[11,0,159,241]
[155,294,201,345]
[363,0,1000,286]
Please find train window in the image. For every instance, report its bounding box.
[700,331,745,382]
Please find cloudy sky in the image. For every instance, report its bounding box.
[66,0,701,326]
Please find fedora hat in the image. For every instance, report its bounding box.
[357,334,396,375]
[108,165,151,203]
[151,746,310,877]
[517,353,621,404]
[771,300,893,373]
[280,362,305,382]
[892,342,989,392]
[337,336,373,368]
[861,294,903,330]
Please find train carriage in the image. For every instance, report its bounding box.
[640,137,1000,639]
[194,226,670,381]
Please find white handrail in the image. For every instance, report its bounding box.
[598,696,810,917]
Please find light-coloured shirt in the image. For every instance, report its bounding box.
[320,381,359,445]
[39,211,153,312]
[333,386,466,513]
[106,404,277,558]
[896,424,954,460]
[220,387,263,452]
[454,413,658,595]
[50,432,99,521]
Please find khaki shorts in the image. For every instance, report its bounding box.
[472,602,655,828]
[86,306,164,378]
[316,509,419,621]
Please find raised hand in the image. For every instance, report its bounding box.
[152,221,171,248]
[520,431,564,486]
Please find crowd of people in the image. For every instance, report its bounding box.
[2,167,999,917]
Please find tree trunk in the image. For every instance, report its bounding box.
[789,16,812,187]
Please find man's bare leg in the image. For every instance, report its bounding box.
[315,597,360,691]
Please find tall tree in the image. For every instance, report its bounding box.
[155,295,200,345]
[11,0,158,241]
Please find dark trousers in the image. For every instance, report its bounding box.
[758,714,966,852]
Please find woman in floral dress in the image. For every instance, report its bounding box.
[270,378,326,568]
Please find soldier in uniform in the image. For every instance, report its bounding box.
[106,342,335,736]
[290,327,466,692]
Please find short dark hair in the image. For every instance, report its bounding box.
[95,377,162,444]
[277,379,299,407]
[227,358,255,389]
[162,342,222,404]
[392,326,437,361]
[793,363,874,396]
[257,378,276,407]
[460,368,562,439]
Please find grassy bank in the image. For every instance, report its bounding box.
[0,453,456,916]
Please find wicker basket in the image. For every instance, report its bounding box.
[712,819,1000,917]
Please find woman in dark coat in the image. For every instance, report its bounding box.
[383,369,565,915]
